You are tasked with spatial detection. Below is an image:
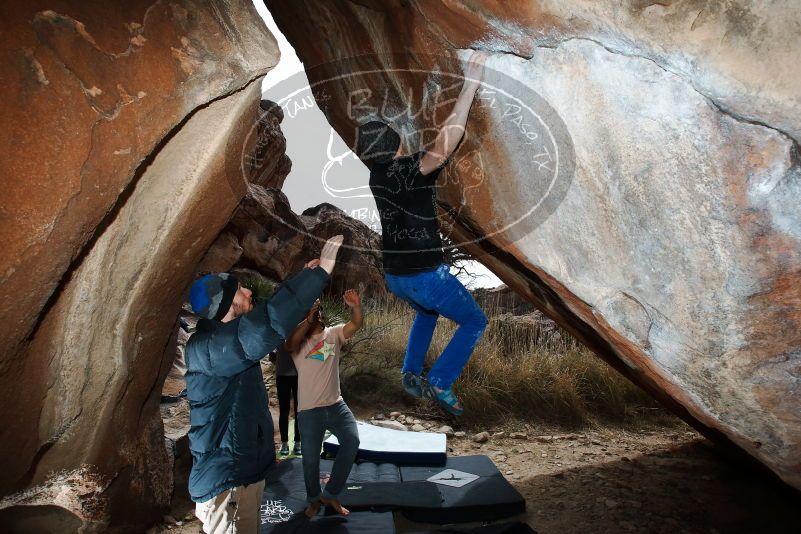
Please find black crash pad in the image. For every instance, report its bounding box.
[261,505,394,534]
[399,455,526,524]
[261,460,395,533]
[264,458,440,513]
[338,480,442,511]
[407,521,537,534]
[320,458,400,483]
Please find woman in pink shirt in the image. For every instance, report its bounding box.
[284,289,363,518]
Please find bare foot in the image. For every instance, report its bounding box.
[304,500,321,518]
[319,235,344,274]
[320,496,350,516]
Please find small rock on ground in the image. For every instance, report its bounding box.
[472,431,490,443]
[372,420,407,431]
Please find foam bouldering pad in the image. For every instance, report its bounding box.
[338,480,442,511]
[399,455,526,523]
[261,460,396,533]
[263,459,307,501]
[407,522,537,534]
[324,421,447,465]
[265,458,402,500]
[261,506,395,534]
[264,458,439,512]
[320,458,400,483]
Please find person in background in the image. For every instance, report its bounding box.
[185,235,343,534]
[285,290,363,518]
[273,342,302,457]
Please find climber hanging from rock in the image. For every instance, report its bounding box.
[357,50,489,416]
[183,234,344,534]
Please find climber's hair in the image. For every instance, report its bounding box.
[355,121,401,167]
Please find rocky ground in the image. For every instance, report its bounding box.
[155,390,801,534]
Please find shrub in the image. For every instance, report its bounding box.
[340,294,673,429]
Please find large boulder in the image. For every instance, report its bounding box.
[266,1,801,489]
[300,203,385,297]
[0,1,278,530]
[250,100,292,189]
[225,186,386,298]
[0,0,277,361]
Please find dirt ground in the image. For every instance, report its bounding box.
[156,396,801,534]
[441,425,801,534]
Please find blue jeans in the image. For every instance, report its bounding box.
[297,400,359,502]
[385,264,488,389]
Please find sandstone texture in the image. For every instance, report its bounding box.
[224,185,386,298]
[250,100,292,189]
[267,1,801,489]
[195,99,385,297]
[0,1,278,529]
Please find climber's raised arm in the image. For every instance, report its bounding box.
[419,50,488,175]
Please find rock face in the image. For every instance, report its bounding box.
[250,100,292,189]
[300,203,386,297]
[266,1,801,489]
[222,186,386,297]
[195,99,385,296]
[0,1,277,530]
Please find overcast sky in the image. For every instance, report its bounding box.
[252,3,502,289]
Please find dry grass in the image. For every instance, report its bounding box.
[340,295,674,429]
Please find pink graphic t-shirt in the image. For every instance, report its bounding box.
[291,324,347,411]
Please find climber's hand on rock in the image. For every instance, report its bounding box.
[464,50,488,85]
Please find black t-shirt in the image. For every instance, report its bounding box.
[369,152,445,274]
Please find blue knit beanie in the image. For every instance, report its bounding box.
[189,273,239,321]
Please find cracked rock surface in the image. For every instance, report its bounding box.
[266,0,801,489]
[0,1,277,530]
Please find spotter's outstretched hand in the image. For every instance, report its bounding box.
[319,234,344,274]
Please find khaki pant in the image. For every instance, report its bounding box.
[195,480,265,534]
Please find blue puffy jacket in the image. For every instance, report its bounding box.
[185,266,329,502]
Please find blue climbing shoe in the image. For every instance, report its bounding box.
[401,372,423,398]
[426,383,464,417]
